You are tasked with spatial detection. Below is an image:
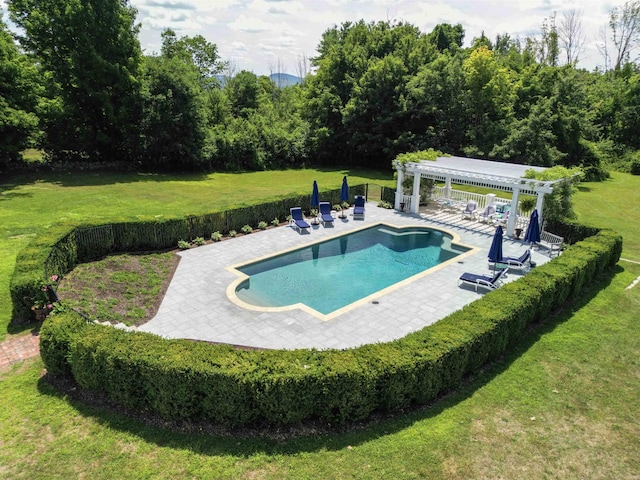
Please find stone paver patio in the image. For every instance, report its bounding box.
[139,203,552,350]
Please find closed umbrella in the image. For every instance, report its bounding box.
[310,181,320,224]
[488,225,504,270]
[524,209,541,245]
[339,176,349,218]
[311,180,319,209]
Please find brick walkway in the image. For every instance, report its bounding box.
[0,333,40,372]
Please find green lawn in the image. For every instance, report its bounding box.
[1,169,639,479]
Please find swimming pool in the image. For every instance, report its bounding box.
[228,223,471,317]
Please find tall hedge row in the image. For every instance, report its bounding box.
[10,185,365,321]
[34,221,621,427]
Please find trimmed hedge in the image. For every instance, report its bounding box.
[13,191,622,427]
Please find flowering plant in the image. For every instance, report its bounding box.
[30,275,60,319]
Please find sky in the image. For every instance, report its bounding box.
[1,0,629,75]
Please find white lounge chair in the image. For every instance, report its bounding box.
[461,200,478,220]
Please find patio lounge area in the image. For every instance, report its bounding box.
[139,203,554,350]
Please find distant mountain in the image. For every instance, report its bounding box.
[269,73,303,88]
[213,73,303,89]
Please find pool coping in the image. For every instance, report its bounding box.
[224,222,479,321]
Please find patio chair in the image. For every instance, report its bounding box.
[318,202,334,226]
[458,267,507,292]
[501,248,532,273]
[461,200,478,220]
[493,209,510,226]
[289,207,310,233]
[353,195,365,219]
[477,204,496,223]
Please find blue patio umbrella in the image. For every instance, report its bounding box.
[488,225,504,269]
[311,180,320,209]
[340,176,349,203]
[524,209,541,245]
[339,176,349,218]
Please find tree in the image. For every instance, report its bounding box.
[225,70,260,118]
[559,9,586,65]
[537,14,560,67]
[427,23,464,53]
[405,52,467,152]
[305,20,438,165]
[8,0,143,162]
[462,46,515,157]
[160,29,226,89]
[139,56,208,170]
[342,55,410,166]
[0,18,39,168]
[611,1,640,70]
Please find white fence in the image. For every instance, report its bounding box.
[429,186,531,232]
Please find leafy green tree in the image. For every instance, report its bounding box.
[305,20,438,166]
[225,70,260,118]
[405,52,467,152]
[342,55,410,167]
[491,98,564,166]
[0,18,39,168]
[8,0,143,162]
[462,46,515,157]
[160,29,226,89]
[427,23,465,53]
[139,56,208,170]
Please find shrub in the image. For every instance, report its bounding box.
[211,231,223,242]
[228,230,237,237]
[258,221,268,230]
[193,237,206,246]
[177,240,190,250]
[241,225,253,234]
[270,217,279,226]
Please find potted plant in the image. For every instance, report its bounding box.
[310,208,319,225]
[30,275,60,321]
[340,201,350,219]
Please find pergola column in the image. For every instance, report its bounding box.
[394,167,404,210]
[410,172,421,213]
[506,186,521,237]
[535,190,545,220]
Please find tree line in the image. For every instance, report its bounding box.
[2,0,640,177]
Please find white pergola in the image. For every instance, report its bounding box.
[394,156,565,237]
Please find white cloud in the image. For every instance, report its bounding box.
[0,0,632,74]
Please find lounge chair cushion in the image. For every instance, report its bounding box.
[318,202,334,225]
[353,196,365,217]
[458,268,506,291]
[290,207,310,232]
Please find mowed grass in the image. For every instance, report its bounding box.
[573,171,640,261]
[1,169,639,479]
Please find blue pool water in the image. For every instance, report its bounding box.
[233,224,469,315]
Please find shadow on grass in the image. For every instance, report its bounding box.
[7,319,42,336]
[2,167,393,191]
[35,265,621,457]
[0,191,34,202]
